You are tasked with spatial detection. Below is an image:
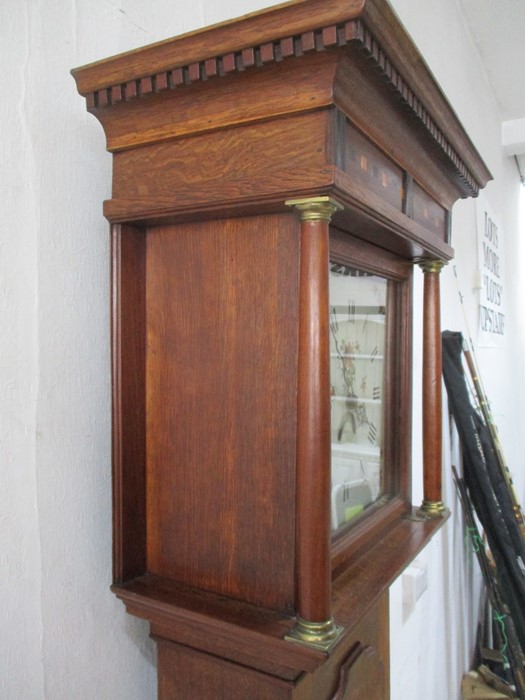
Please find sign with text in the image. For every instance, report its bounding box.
[477,194,505,347]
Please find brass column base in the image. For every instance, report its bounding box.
[417,500,449,519]
[285,616,344,652]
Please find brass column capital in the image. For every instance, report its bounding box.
[418,259,447,274]
[286,196,344,222]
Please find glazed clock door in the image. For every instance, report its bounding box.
[329,262,387,533]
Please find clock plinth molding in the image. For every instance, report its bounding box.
[72,1,490,697]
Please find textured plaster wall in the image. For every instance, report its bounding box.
[388,1,525,698]
[392,0,525,489]
[1,1,523,699]
[1,2,44,697]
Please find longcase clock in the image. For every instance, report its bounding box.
[72,0,491,697]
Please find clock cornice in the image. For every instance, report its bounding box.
[71,0,491,199]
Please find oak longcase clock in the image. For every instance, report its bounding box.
[72,0,491,697]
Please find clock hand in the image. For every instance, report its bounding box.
[347,300,355,323]
[330,306,338,334]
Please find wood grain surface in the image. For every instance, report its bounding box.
[145,214,299,611]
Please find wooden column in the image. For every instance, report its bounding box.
[285,196,344,651]
[418,260,448,518]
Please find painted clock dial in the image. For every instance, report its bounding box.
[329,262,387,532]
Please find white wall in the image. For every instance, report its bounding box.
[1,3,43,697]
[388,1,524,698]
[1,1,523,698]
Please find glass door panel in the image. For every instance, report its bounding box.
[329,263,387,532]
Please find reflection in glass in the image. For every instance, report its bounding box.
[329,263,387,532]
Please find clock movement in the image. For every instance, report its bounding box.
[72,0,491,696]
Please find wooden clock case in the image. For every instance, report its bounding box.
[72,0,490,697]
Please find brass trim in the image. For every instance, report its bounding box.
[417,500,449,519]
[285,616,344,652]
[285,196,344,222]
[418,259,447,274]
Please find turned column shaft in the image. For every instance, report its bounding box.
[420,260,447,516]
[296,214,331,622]
[285,197,343,650]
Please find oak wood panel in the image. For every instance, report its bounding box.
[145,214,299,611]
[329,644,387,700]
[157,638,295,700]
[92,51,338,152]
[105,111,455,264]
[109,111,332,218]
[111,224,147,582]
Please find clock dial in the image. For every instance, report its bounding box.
[329,262,387,532]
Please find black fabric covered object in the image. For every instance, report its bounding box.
[442,330,525,651]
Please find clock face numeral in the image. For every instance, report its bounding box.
[347,301,356,323]
[368,422,378,445]
[373,386,381,400]
[370,345,379,363]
